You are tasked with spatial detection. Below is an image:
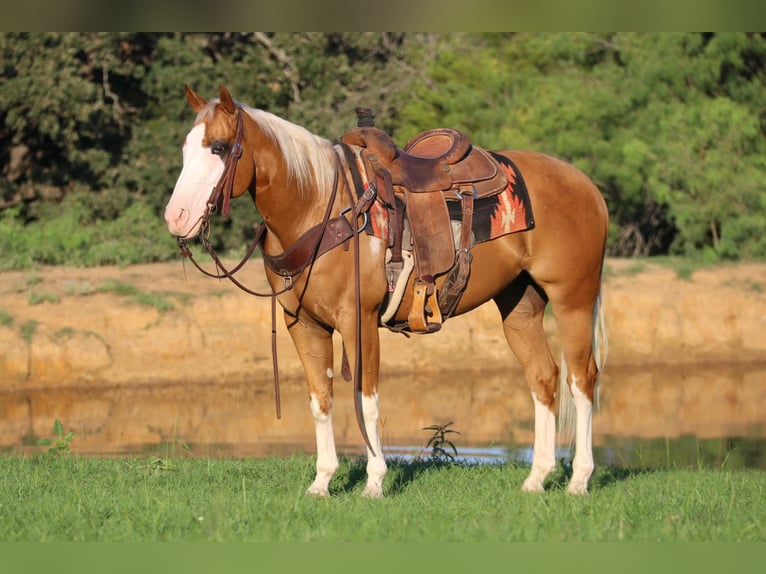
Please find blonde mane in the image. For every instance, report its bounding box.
[241,105,337,197]
[195,99,337,198]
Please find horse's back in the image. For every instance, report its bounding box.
[502,150,607,218]
[450,150,607,309]
[500,150,607,248]
[499,149,608,295]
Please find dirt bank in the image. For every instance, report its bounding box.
[1,258,765,391]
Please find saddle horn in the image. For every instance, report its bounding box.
[355,107,375,128]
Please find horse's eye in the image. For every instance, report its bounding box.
[211,142,227,157]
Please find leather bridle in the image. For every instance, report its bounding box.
[207,109,244,218]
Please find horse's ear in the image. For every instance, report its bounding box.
[185,85,207,112]
[218,85,236,114]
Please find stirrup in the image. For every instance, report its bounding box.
[408,277,442,333]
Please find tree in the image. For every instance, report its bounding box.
[1,33,765,267]
[0,33,436,266]
[399,32,766,258]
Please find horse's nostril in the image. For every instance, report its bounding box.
[165,206,189,232]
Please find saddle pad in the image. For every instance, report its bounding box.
[366,198,391,243]
[446,153,534,242]
[364,153,534,245]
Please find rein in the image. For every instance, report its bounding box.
[176,112,378,452]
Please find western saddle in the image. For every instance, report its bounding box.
[341,111,508,333]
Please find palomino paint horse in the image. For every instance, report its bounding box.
[165,85,608,496]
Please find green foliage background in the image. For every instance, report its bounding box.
[2,32,765,269]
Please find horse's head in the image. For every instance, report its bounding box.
[165,85,253,239]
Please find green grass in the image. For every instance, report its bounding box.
[27,290,61,305]
[604,261,648,278]
[95,279,184,313]
[19,319,38,343]
[650,254,729,280]
[0,308,13,327]
[0,455,762,542]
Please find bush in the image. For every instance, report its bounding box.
[0,196,177,270]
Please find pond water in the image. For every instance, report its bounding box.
[1,364,764,470]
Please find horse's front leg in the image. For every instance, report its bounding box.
[361,387,386,498]
[285,313,338,496]
[342,316,386,498]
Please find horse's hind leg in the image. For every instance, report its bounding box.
[285,313,338,496]
[495,277,559,492]
[549,298,601,495]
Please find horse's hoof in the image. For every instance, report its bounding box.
[362,485,383,498]
[566,481,589,495]
[521,473,548,493]
[306,486,330,497]
[521,480,545,493]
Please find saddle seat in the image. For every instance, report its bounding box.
[342,127,507,199]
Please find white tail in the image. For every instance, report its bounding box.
[557,288,608,446]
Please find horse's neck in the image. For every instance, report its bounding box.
[248,123,339,249]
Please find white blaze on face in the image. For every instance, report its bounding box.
[164,123,225,238]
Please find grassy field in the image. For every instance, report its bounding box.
[0,454,763,542]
